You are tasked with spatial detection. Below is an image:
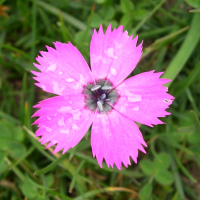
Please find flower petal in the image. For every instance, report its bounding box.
[32,42,93,95]
[90,24,142,86]
[114,70,175,127]
[32,95,94,153]
[91,109,147,169]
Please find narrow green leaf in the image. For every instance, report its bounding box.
[175,60,200,97]
[190,110,200,135]
[168,147,185,199]
[69,160,85,193]
[162,13,200,87]
[37,0,89,31]
[74,187,137,200]
[172,149,197,183]
[38,7,55,38]
[34,153,68,176]
[0,45,33,61]
[189,8,200,12]
[177,126,195,133]
[31,0,37,59]
[58,10,70,43]
[131,0,166,34]
[0,0,7,7]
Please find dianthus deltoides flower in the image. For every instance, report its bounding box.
[32,24,174,169]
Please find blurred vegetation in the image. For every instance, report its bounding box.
[0,0,200,199]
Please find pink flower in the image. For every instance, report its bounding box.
[32,24,174,170]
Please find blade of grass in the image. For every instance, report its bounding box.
[185,88,199,115]
[82,4,95,42]
[142,26,189,59]
[162,13,200,87]
[37,0,89,32]
[189,8,200,13]
[149,0,186,26]
[4,157,25,182]
[168,147,185,200]
[190,110,200,135]
[74,187,138,200]
[175,60,200,98]
[23,126,87,191]
[47,190,73,200]
[58,10,75,44]
[131,0,166,35]
[0,45,33,61]
[8,146,35,170]
[31,0,37,59]
[172,149,197,183]
[159,135,193,155]
[177,126,195,133]
[0,0,7,6]
[69,160,85,193]
[34,153,68,176]
[38,7,55,38]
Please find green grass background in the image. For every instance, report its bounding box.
[0,0,200,199]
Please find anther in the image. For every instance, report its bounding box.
[100,94,106,100]
[97,101,103,112]
[102,85,112,90]
[91,85,101,91]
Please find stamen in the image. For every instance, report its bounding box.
[101,94,106,100]
[104,99,110,102]
[102,85,112,90]
[91,85,101,91]
[97,101,103,112]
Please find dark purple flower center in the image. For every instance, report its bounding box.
[82,79,119,113]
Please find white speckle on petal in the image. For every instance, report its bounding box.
[79,74,85,85]
[72,123,80,131]
[53,140,57,144]
[74,74,86,90]
[58,106,81,120]
[65,78,75,82]
[113,39,121,49]
[58,106,71,114]
[132,106,139,111]
[102,58,107,64]
[42,125,52,132]
[59,71,63,75]
[47,63,57,72]
[93,126,99,133]
[60,129,69,134]
[104,47,117,59]
[69,101,72,104]
[125,90,142,102]
[92,54,102,63]
[41,85,46,91]
[72,109,81,120]
[54,114,57,116]
[110,67,117,76]
[120,103,128,113]
[47,116,51,120]
[58,117,65,126]
[52,81,65,95]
